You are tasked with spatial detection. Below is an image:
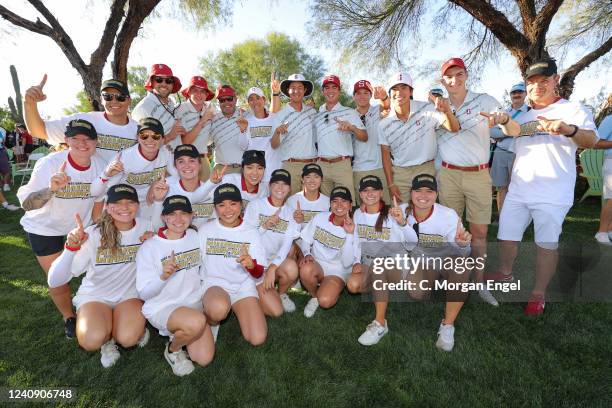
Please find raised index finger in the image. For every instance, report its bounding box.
[240,243,249,256]
[74,213,84,230]
[39,74,48,88]
[59,161,67,173]
[393,196,399,208]
[479,112,491,118]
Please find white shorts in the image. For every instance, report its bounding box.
[604,157,612,200]
[148,300,204,337]
[203,277,259,305]
[73,290,140,311]
[318,259,351,283]
[497,198,571,249]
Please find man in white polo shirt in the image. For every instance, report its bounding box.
[352,79,391,204]
[24,77,138,164]
[271,74,318,194]
[132,64,186,147]
[437,57,512,306]
[380,72,459,203]
[490,82,529,213]
[492,59,598,316]
[315,75,366,199]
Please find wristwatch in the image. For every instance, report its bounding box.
[566,124,579,138]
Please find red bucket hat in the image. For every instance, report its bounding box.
[216,85,236,99]
[181,76,214,100]
[144,64,182,94]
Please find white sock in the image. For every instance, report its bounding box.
[2,201,8,208]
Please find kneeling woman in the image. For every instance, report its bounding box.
[244,169,300,316]
[47,184,151,367]
[298,186,356,318]
[199,184,268,346]
[136,195,214,376]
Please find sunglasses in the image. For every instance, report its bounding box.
[324,113,329,124]
[154,76,174,84]
[139,133,162,141]
[102,93,128,102]
[360,114,366,126]
[412,222,419,237]
[218,97,234,103]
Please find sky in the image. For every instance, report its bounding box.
[0,0,610,119]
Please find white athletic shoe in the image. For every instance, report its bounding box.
[164,343,194,377]
[595,232,612,245]
[436,323,455,352]
[3,184,10,192]
[303,297,319,318]
[478,289,499,306]
[210,324,219,343]
[137,328,150,348]
[280,293,296,313]
[100,339,120,368]
[2,203,19,211]
[357,320,389,346]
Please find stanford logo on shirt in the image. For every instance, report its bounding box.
[416,120,421,126]
[466,108,472,114]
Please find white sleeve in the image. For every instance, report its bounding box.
[131,99,149,123]
[44,114,76,145]
[270,218,300,266]
[340,234,355,268]
[151,200,164,230]
[90,174,111,198]
[243,202,263,232]
[16,156,53,205]
[377,121,389,146]
[199,179,218,200]
[298,217,316,256]
[238,127,250,151]
[136,244,166,301]
[347,109,365,130]
[47,250,76,287]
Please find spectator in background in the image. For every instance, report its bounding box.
[16,124,35,156]
[490,83,529,213]
[594,114,612,244]
[1,125,18,199]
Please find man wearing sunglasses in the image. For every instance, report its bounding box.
[24,77,138,164]
[313,75,366,202]
[205,85,249,175]
[271,73,318,194]
[132,64,186,147]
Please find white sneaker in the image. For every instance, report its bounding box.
[279,293,296,313]
[3,184,9,192]
[303,297,319,318]
[478,288,499,306]
[100,339,120,368]
[137,328,150,348]
[357,320,388,346]
[210,324,219,343]
[2,203,19,211]
[436,323,455,352]
[595,232,612,245]
[164,343,194,376]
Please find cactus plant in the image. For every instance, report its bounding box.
[7,65,24,124]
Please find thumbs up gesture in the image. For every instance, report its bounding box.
[161,251,178,280]
[293,200,304,224]
[237,108,248,133]
[49,161,71,192]
[104,151,124,177]
[66,213,88,249]
[236,243,254,270]
[210,164,227,184]
[25,74,48,104]
[389,196,407,226]
[263,208,281,230]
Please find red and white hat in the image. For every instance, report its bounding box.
[353,79,373,95]
[441,57,466,76]
[216,85,237,99]
[322,74,341,88]
[144,64,182,94]
[181,76,214,100]
[246,87,265,98]
[387,72,413,94]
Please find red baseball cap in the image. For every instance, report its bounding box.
[181,76,214,100]
[216,85,236,99]
[144,64,182,93]
[353,80,373,95]
[322,75,341,89]
[441,58,466,76]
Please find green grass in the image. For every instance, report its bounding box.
[1,184,611,407]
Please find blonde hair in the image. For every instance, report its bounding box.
[96,210,121,253]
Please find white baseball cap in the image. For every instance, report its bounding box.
[387,72,413,94]
[247,86,265,98]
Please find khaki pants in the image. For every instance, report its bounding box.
[392,161,436,202]
[212,163,242,177]
[199,156,211,182]
[319,159,355,203]
[282,160,315,195]
[437,166,492,224]
[353,167,390,206]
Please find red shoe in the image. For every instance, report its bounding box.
[485,271,515,282]
[524,294,545,316]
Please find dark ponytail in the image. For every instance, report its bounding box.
[374,200,389,232]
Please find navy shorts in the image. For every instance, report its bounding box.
[26,232,65,257]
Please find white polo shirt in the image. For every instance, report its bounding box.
[508,98,598,205]
[353,105,383,171]
[131,92,177,136]
[207,110,250,165]
[272,104,317,161]
[436,91,501,166]
[315,103,364,158]
[378,100,445,167]
[174,101,215,153]
[45,111,138,164]
[246,112,281,181]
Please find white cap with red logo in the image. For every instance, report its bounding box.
[387,72,413,94]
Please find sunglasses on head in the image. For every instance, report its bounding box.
[218,96,234,103]
[101,93,128,102]
[139,133,162,141]
[154,76,174,84]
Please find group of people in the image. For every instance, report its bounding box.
[14,56,602,376]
